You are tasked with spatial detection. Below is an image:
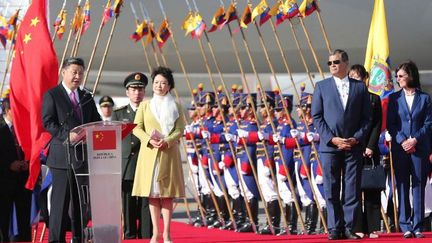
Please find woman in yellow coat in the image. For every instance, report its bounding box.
[132,66,185,243]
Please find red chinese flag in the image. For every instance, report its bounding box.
[93,130,117,150]
[10,0,58,190]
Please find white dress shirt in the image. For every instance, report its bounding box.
[403,89,415,112]
[334,76,350,110]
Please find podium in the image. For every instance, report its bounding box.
[68,121,135,243]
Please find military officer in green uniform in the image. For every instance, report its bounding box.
[112,72,152,239]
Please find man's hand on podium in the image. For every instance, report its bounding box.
[70,132,79,143]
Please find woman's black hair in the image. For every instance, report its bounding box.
[349,64,369,81]
[151,66,174,90]
[396,60,420,89]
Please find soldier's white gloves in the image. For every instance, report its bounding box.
[191,165,198,174]
[272,133,281,144]
[258,131,269,141]
[218,161,225,170]
[306,132,320,142]
[224,133,235,142]
[385,131,392,142]
[201,131,210,139]
[290,129,300,138]
[237,129,248,138]
[185,125,193,133]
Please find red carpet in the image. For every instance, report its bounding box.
[30,221,432,243]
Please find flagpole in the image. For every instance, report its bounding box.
[58,1,81,76]
[254,16,327,232]
[0,41,15,96]
[92,3,121,94]
[69,0,83,56]
[52,0,66,43]
[313,1,332,53]
[130,2,152,74]
[287,19,315,84]
[82,0,110,88]
[298,17,325,79]
[71,19,84,57]
[140,3,161,67]
[269,18,314,89]
[227,3,308,233]
[388,143,400,232]
[380,206,391,233]
[150,37,161,67]
[1,8,20,95]
[71,16,85,57]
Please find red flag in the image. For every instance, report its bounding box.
[10,0,59,190]
[93,130,116,150]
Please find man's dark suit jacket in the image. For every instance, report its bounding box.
[42,84,101,168]
[0,117,31,241]
[0,117,26,188]
[312,77,372,151]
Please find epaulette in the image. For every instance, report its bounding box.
[114,105,127,112]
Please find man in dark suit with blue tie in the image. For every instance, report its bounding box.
[311,50,372,240]
[42,57,101,243]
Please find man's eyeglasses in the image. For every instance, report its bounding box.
[327,60,341,66]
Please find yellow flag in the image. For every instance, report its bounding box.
[251,0,269,21]
[181,12,194,30]
[364,0,393,98]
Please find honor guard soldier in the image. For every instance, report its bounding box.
[248,90,283,234]
[235,93,261,233]
[219,86,246,230]
[196,90,219,226]
[202,86,231,228]
[294,89,324,235]
[271,92,301,235]
[112,72,152,239]
[99,95,115,121]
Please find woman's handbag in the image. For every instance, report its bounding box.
[360,157,386,190]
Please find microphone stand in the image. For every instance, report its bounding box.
[61,90,94,243]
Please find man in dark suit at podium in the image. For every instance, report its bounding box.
[42,57,101,243]
[0,97,32,242]
[112,72,152,239]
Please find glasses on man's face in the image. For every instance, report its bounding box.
[275,108,283,112]
[327,60,341,66]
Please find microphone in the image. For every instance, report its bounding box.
[81,87,94,97]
